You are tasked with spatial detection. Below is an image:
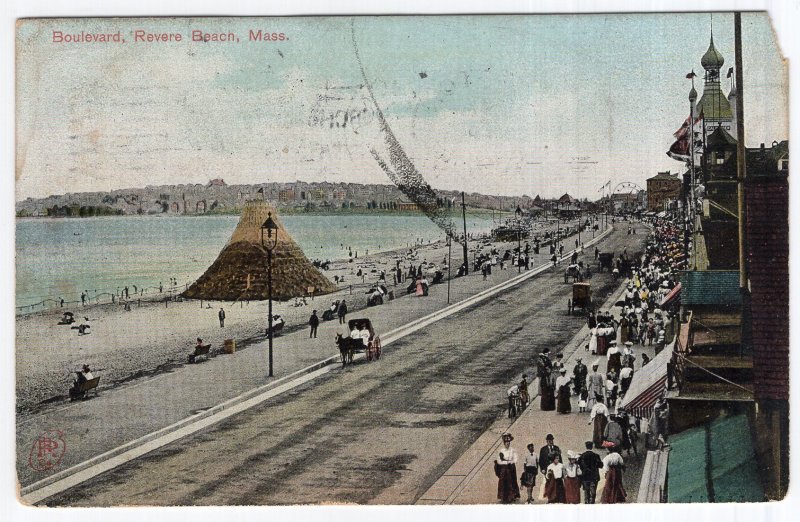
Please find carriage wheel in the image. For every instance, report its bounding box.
[374,338,381,360]
[366,345,373,362]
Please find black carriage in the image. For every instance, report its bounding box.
[341,318,382,362]
[564,264,583,283]
[598,252,614,272]
[568,282,592,315]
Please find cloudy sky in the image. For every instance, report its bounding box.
[15,13,787,201]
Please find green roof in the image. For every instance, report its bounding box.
[680,270,742,306]
[668,414,764,503]
[698,87,733,120]
[701,36,725,69]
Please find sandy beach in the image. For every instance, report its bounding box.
[16,217,590,415]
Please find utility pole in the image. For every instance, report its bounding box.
[734,12,747,292]
[734,12,752,364]
[461,191,469,274]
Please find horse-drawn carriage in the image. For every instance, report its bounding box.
[598,252,614,272]
[334,318,382,366]
[568,282,592,315]
[564,264,583,283]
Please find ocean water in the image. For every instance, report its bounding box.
[15,214,495,311]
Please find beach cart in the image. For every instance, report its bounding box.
[568,282,592,315]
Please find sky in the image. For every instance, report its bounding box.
[15,13,787,201]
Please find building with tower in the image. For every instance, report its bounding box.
[697,32,734,133]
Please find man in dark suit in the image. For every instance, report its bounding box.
[578,441,604,504]
[538,434,562,477]
[309,310,320,338]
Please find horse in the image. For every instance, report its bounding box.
[335,333,356,366]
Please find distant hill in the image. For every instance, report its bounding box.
[15,180,542,217]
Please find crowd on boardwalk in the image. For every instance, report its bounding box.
[495,218,683,504]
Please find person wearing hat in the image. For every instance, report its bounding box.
[572,357,587,398]
[563,451,582,503]
[619,365,634,397]
[586,361,605,410]
[588,395,609,448]
[494,433,520,503]
[578,442,603,504]
[69,364,94,401]
[521,443,538,503]
[536,349,556,411]
[555,368,572,414]
[538,434,562,479]
[308,310,320,338]
[606,341,622,379]
[618,314,630,345]
[518,374,530,408]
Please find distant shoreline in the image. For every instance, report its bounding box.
[15,207,510,219]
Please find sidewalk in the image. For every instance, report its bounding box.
[17,223,618,491]
[418,276,656,505]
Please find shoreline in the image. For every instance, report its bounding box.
[16,217,595,415]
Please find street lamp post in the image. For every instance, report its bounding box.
[446,231,453,304]
[261,212,279,377]
[515,206,523,273]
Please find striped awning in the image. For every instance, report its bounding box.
[660,282,681,307]
[620,347,672,418]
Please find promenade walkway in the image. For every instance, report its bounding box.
[418,278,656,505]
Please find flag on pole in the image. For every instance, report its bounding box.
[686,71,696,79]
[667,112,703,163]
[727,67,734,78]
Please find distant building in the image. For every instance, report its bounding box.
[278,189,295,202]
[208,178,227,187]
[396,198,419,211]
[646,172,682,211]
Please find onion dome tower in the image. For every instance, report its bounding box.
[697,32,733,131]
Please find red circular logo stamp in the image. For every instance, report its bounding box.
[28,430,66,471]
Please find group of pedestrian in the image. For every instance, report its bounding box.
[495,433,626,504]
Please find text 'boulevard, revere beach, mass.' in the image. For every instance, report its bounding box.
[15,12,788,507]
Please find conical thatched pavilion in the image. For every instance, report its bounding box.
[183,200,337,301]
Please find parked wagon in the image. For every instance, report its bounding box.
[568,282,592,315]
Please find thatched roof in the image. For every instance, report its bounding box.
[183,200,337,301]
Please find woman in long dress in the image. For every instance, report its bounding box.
[564,452,582,503]
[543,455,566,503]
[600,450,627,503]
[537,351,555,411]
[555,369,572,414]
[541,371,557,411]
[589,396,609,448]
[588,327,598,355]
[495,433,521,503]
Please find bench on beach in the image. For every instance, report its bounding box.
[70,377,100,401]
[189,344,211,363]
